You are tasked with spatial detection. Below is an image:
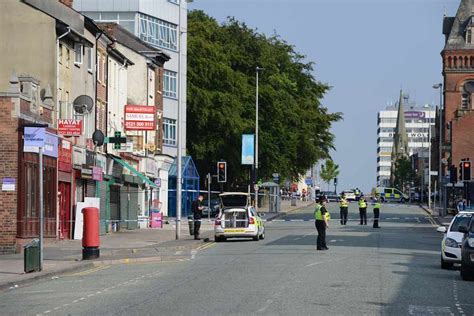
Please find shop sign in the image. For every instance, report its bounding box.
[72,146,86,169]
[92,166,103,181]
[58,119,82,136]
[2,178,15,191]
[96,154,107,170]
[24,131,58,158]
[58,139,72,172]
[86,150,96,167]
[124,105,156,131]
[81,167,93,179]
[24,127,45,147]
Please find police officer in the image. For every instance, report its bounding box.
[339,194,349,225]
[192,195,204,240]
[373,196,381,228]
[358,196,367,225]
[314,196,329,250]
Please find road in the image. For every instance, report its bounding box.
[1,202,473,315]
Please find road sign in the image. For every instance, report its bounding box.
[154,179,161,187]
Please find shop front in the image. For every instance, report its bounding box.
[58,139,73,239]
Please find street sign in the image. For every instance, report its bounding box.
[154,179,161,187]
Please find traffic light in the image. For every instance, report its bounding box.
[460,160,472,181]
[217,161,227,183]
[450,165,457,184]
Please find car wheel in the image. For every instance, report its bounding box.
[259,229,265,240]
[400,198,406,203]
[460,264,474,281]
[441,256,453,269]
[215,236,223,242]
[253,234,259,241]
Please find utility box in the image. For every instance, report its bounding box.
[24,239,40,273]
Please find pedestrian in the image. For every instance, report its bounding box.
[314,195,329,250]
[373,196,381,228]
[192,195,204,240]
[339,194,349,225]
[358,196,367,225]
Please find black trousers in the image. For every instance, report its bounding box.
[194,220,201,238]
[359,208,367,225]
[373,208,380,228]
[315,220,327,249]
[340,207,348,225]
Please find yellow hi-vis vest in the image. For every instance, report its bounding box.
[359,199,367,208]
[314,204,323,220]
[374,201,381,209]
[340,198,349,208]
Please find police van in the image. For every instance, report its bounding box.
[375,187,409,203]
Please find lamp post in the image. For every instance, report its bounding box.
[254,66,263,207]
[433,83,443,216]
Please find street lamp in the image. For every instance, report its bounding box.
[254,66,263,207]
[433,83,443,216]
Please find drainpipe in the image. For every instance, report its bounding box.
[56,27,70,240]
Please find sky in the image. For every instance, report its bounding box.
[188,0,460,193]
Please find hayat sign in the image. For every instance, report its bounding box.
[124,105,156,131]
[58,119,83,136]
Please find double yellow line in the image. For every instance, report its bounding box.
[425,214,439,228]
[197,241,216,251]
[65,265,110,277]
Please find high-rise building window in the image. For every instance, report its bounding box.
[168,0,180,3]
[84,12,136,34]
[164,70,177,98]
[138,13,178,51]
[163,118,177,145]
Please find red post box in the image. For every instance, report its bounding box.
[82,207,100,260]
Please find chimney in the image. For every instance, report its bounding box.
[59,0,73,8]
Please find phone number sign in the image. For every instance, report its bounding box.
[124,105,156,131]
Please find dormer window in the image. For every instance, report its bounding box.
[467,29,472,44]
[465,16,474,44]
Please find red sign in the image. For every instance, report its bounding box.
[58,119,82,136]
[124,105,156,131]
[58,139,72,172]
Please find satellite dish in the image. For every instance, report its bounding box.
[73,95,94,114]
[92,129,105,147]
[464,81,474,93]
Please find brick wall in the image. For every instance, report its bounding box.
[452,112,474,166]
[0,96,19,253]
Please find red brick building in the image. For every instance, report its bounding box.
[441,0,474,206]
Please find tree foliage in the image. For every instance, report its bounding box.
[187,11,342,187]
[319,160,340,191]
[393,156,415,192]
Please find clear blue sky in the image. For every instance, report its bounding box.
[189,0,459,193]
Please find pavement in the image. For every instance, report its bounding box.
[1,202,472,315]
[0,199,313,292]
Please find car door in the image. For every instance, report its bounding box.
[250,208,261,232]
[384,188,393,201]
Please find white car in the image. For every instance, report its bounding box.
[214,192,265,242]
[341,190,356,201]
[438,212,473,269]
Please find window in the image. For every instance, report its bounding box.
[467,29,472,44]
[58,44,63,64]
[74,43,83,65]
[87,47,93,72]
[163,70,177,98]
[138,13,178,50]
[163,118,177,145]
[97,53,105,84]
[462,92,470,109]
[66,47,70,68]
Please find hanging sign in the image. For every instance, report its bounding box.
[241,134,255,165]
[124,105,156,131]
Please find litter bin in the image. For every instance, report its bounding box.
[24,239,40,273]
[188,215,194,236]
[291,196,297,206]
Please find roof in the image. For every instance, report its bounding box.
[168,156,199,179]
[444,0,474,50]
[96,22,170,66]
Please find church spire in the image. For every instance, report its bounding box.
[390,89,409,186]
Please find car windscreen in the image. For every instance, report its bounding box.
[450,214,472,232]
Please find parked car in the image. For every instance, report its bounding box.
[320,191,339,202]
[375,187,408,203]
[202,198,220,218]
[437,212,473,269]
[214,192,265,242]
[458,215,474,281]
[341,190,356,201]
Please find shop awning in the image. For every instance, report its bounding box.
[110,156,158,188]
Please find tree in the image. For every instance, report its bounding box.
[187,11,342,187]
[392,156,415,192]
[319,160,339,192]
